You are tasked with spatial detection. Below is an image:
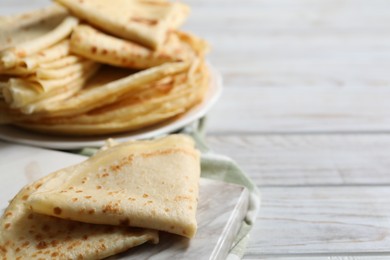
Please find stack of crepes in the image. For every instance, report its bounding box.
[0,134,201,259]
[0,0,209,135]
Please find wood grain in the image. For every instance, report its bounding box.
[183,0,390,88]
[206,134,390,186]
[257,256,390,260]
[185,0,390,133]
[206,86,390,133]
[245,186,390,258]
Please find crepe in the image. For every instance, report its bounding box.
[1,57,90,78]
[0,2,210,137]
[15,61,209,135]
[18,40,72,71]
[0,42,79,76]
[0,5,67,51]
[17,108,184,135]
[0,163,158,259]
[55,0,189,49]
[39,55,83,69]
[2,60,100,109]
[20,61,191,117]
[70,24,200,69]
[0,5,79,70]
[27,135,200,238]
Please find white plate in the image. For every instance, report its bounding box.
[0,67,222,149]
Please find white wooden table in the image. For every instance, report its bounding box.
[3,0,390,259]
[187,0,390,259]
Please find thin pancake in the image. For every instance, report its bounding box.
[0,9,79,69]
[0,162,158,260]
[21,40,71,70]
[16,108,185,135]
[27,135,200,238]
[0,42,79,76]
[2,60,100,109]
[0,5,67,51]
[15,62,209,135]
[70,24,198,69]
[21,62,190,117]
[55,0,189,49]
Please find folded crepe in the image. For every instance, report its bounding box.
[0,41,78,75]
[55,0,189,49]
[0,5,79,69]
[15,61,209,135]
[70,24,203,69]
[2,57,92,79]
[0,5,67,51]
[0,161,158,259]
[2,60,100,109]
[20,61,191,117]
[27,134,200,238]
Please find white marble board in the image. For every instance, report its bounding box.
[0,141,249,260]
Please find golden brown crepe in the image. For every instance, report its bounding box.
[0,5,67,51]
[0,2,211,137]
[0,6,97,112]
[70,24,200,69]
[55,0,189,49]
[0,161,158,260]
[0,5,78,70]
[19,61,190,117]
[11,61,209,135]
[27,135,200,238]
[0,55,84,78]
[2,60,100,109]
[15,40,72,71]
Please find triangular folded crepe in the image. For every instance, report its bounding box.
[0,5,79,69]
[70,24,200,69]
[0,161,158,259]
[55,0,189,49]
[27,134,200,238]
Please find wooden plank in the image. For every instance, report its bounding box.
[184,0,390,32]
[245,186,390,258]
[206,134,390,186]
[187,0,390,133]
[206,86,390,133]
[256,256,390,260]
[181,0,390,89]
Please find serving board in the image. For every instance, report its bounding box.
[0,141,249,260]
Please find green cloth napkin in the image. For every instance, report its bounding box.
[77,117,260,259]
